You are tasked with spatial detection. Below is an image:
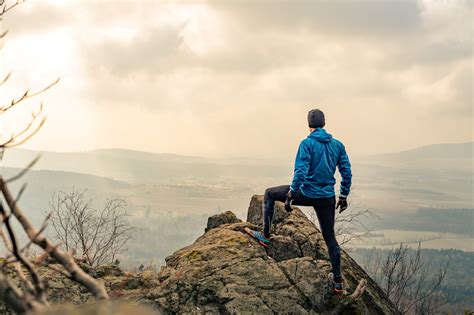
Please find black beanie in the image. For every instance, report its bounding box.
[308,109,325,128]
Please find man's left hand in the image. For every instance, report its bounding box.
[285,189,295,212]
[336,196,348,213]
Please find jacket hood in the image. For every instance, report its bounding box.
[308,128,332,142]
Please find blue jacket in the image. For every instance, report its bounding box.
[290,128,352,198]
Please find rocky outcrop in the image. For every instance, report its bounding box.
[205,210,242,232]
[146,195,399,314]
[1,195,399,314]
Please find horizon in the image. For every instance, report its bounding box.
[14,140,474,160]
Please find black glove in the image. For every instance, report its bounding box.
[336,196,348,213]
[285,189,295,212]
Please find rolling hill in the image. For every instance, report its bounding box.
[2,148,291,184]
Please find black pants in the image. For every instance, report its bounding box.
[263,185,341,278]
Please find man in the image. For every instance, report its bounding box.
[245,108,352,293]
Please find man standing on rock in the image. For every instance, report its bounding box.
[245,108,352,293]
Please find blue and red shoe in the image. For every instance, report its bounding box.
[244,227,271,247]
[328,272,345,294]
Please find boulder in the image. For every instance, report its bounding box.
[205,210,242,232]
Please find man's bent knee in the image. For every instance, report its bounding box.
[264,188,274,199]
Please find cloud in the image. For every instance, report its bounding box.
[212,0,422,37]
[4,0,473,157]
[82,24,187,76]
[3,1,67,34]
[75,0,470,80]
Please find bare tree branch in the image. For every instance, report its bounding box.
[0,71,10,84]
[0,2,111,312]
[49,189,136,267]
[0,0,26,17]
[0,178,110,300]
[0,272,29,313]
[0,78,59,113]
[361,242,450,314]
[13,262,35,294]
[0,104,46,148]
[20,212,52,254]
[0,202,48,305]
[5,154,41,183]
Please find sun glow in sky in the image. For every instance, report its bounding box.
[1,0,472,158]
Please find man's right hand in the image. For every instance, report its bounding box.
[285,189,295,212]
[336,196,348,213]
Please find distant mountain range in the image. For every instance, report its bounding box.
[375,142,473,160]
[0,166,130,227]
[1,148,292,184]
[362,142,473,170]
[3,142,472,184]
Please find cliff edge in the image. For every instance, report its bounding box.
[147,195,399,314]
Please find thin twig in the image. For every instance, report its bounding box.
[0,71,10,84]
[1,105,46,148]
[0,0,25,17]
[5,155,41,183]
[0,78,59,113]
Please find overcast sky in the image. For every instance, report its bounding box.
[1,0,472,158]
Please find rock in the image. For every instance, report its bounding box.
[205,210,242,232]
[246,194,265,225]
[277,257,329,308]
[94,264,125,278]
[34,301,159,315]
[248,195,327,262]
[266,235,302,261]
[246,194,296,231]
[145,196,400,314]
[0,196,399,315]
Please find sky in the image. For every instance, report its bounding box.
[0,0,472,158]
